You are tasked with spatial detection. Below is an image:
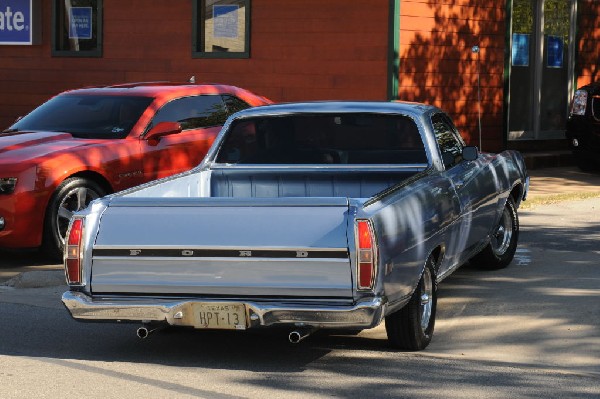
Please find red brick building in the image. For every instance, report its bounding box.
[0,0,597,151]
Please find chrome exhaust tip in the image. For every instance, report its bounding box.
[136,327,150,339]
[288,329,313,344]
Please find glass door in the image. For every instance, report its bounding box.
[508,0,577,141]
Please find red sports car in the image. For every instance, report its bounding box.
[0,82,271,258]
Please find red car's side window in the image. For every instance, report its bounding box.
[147,95,229,133]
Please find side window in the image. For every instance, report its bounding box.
[222,95,251,116]
[431,113,463,168]
[149,95,228,131]
[441,114,467,147]
[593,96,600,121]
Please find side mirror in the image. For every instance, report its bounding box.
[462,146,479,161]
[145,122,182,143]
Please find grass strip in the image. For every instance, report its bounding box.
[521,192,600,210]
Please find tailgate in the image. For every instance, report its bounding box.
[90,197,353,298]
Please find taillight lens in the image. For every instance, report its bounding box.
[65,217,84,285]
[356,220,376,290]
[571,90,588,116]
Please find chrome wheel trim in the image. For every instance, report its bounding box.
[420,266,433,331]
[56,186,100,245]
[491,205,513,256]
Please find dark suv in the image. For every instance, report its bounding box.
[566,82,600,171]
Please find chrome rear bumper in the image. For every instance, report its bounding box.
[62,291,386,329]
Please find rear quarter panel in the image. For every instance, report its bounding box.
[356,170,461,308]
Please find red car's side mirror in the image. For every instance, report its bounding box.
[145,122,182,144]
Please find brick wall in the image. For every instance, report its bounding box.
[396,0,506,151]
[0,0,389,129]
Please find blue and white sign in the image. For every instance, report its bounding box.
[213,5,238,39]
[68,7,92,39]
[0,0,36,45]
[512,33,530,67]
[547,35,563,68]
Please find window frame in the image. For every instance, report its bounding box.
[51,0,103,58]
[192,0,251,59]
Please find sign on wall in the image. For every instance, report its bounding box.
[512,33,530,67]
[0,0,40,45]
[68,7,93,39]
[213,5,238,39]
[546,36,564,68]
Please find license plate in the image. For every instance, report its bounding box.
[192,303,247,330]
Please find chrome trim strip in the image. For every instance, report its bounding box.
[92,245,346,251]
[92,249,348,259]
[210,164,428,171]
[91,257,350,263]
[62,291,386,329]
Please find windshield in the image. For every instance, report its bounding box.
[9,94,154,139]
[215,113,427,165]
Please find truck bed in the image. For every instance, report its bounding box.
[125,166,423,200]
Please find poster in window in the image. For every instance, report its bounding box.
[512,33,530,67]
[213,5,238,38]
[68,7,93,39]
[547,36,563,68]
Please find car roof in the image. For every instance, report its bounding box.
[230,100,441,120]
[577,81,600,94]
[61,82,253,99]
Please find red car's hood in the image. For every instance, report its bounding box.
[0,131,95,164]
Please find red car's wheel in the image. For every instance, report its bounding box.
[42,177,106,260]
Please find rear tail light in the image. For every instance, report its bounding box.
[356,219,377,290]
[65,217,84,285]
[570,90,588,116]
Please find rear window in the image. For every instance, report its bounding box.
[11,95,153,139]
[215,113,426,165]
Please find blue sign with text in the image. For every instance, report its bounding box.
[547,36,563,68]
[69,7,92,39]
[0,0,33,45]
[512,33,530,67]
[213,5,238,38]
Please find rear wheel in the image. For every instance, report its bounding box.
[385,256,437,351]
[471,197,519,270]
[42,178,105,260]
[576,157,598,172]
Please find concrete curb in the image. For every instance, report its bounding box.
[1,270,66,289]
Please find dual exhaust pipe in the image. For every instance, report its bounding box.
[136,325,162,339]
[136,325,315,343]
[288,328,315,344]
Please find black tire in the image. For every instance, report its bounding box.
[576,158,598,173]
[42,177,106,261]
[385,256,437,351]
[471,197,519,270]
